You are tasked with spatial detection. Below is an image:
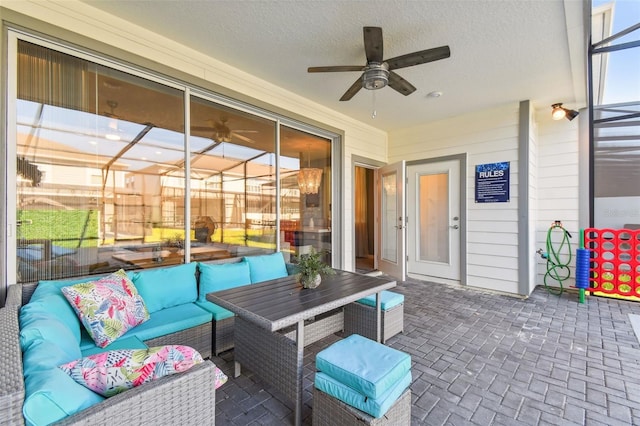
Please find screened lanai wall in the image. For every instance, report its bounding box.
[591,1,640,229]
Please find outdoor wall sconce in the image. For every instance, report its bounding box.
[551,103,579,121]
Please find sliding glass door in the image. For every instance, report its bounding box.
[15,40,186,281]
[7,34,336,284]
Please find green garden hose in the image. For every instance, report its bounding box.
[541,221,572,296]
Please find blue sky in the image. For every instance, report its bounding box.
[592,0,640,105]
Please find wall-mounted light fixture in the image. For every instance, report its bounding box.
[551,103,579,121]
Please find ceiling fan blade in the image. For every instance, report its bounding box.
[363,27,383,63]
[308,66,363,73]
[386,46,451,70]
[232,133,255,144]
[388,71,417,96]
[340,77,363,101]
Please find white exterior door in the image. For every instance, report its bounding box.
[376,161,406,280]
[407,160,460,281]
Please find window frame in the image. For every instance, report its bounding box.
[4,28,342,287]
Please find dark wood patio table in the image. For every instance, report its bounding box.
[206,269,396,426]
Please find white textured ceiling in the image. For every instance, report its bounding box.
[81,0,587,131]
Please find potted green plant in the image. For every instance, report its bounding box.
[293,248,334,289]
[162,232,184,253]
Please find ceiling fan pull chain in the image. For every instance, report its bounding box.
[371,90,377,119]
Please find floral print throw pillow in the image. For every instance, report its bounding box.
[61,269,150,347]
[59,345,204,397]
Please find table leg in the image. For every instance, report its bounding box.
[295,319,304,426]
[234,317,302,423]
[376,291,382,343]
[234,361,241,378]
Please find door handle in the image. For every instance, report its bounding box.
[450,224,459,229]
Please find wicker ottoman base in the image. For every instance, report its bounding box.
[343,302,403,343]
[312,387,411,425]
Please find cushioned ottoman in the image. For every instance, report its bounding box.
[313,387,411,425]
[314,334,411,423]
[344,291,404,343]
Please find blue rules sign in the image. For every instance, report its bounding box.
[475,162,510,203]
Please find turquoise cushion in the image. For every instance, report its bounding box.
[23,366,104,426]
[79,328,98,351]
[195,300,235,321]
[32,276,103,301]
[197,261,251,302]
[356,291,405,310]
[22,339,99,426]
[81,335,148,357]
[122,303,211,342]
[315,334,411,399]
[315,370,411,418]
[20,293,81,343]
[20,316,79,358]
[131,263,198,313]
[22,339,81,378]
[244,252,288,283]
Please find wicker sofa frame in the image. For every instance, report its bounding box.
[212,316,235,355]
[0,300,217,426]
[343,301,404,344]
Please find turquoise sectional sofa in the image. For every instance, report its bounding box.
[2,252,290,426]
[196,252,291,355]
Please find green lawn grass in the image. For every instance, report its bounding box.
[18,210,276,250]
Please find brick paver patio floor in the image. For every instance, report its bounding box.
[211,279,640,425]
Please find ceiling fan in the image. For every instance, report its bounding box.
[191,116,257,144]
[308,26,450,101]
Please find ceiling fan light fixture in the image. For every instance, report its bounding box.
[104,100,122,141]
[214,119,232,142]
[216,128,232,142]
[308,26,450,101]
[362,63,389,90]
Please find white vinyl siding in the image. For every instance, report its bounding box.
[536,115,580,290]
[389,104,580,295]
[527,108,539,295]
[389,104,521,294]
